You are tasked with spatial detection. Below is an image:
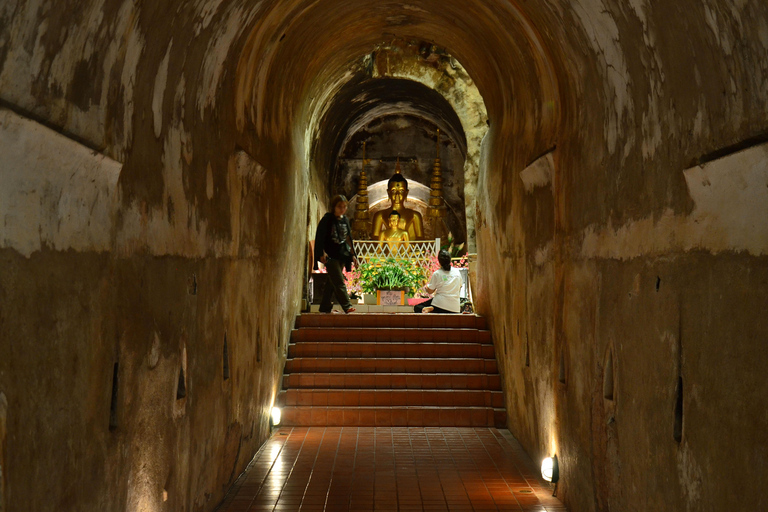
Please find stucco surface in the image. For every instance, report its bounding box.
[0,1,767,511]
[0,108,121,257]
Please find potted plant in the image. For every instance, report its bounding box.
[345,257,427,305]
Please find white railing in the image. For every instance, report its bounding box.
[353,238,440,274]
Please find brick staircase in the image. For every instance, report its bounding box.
[278,313,506,427]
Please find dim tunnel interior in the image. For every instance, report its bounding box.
[1,1,767,512]
[314,75,468,192]
[311,73,472,243]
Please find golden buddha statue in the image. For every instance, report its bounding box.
[378,210,410,255]
[371,166,424,240]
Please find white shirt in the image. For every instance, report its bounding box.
[428,268,462,312]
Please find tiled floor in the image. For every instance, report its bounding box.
[217,427,566,512]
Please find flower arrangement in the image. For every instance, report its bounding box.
[344,257,427,295]
[343,267,363,297]
[343,253,469,298]
[441,232,466,258]
[425,254,468,276]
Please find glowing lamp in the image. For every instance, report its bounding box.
[541,455,559,483]
[270,406,281,426]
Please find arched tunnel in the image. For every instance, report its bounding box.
[1,1,767,511]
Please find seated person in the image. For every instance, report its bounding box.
[414,249,462,314]
[378,210,409,255]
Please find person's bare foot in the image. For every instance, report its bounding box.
[421,306,434,314]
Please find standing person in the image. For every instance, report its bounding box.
[414,250,462,314]
[314,195,358,314]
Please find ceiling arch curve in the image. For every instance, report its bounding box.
[234,0,560,153]
[313,76,467,190]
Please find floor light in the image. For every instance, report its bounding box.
[541,454,559,496]
[541,454,559,482]
[271,406,281,426]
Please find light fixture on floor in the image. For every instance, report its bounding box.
[541,454,559,496]
[271,406,281,426]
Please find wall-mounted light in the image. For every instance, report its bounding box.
[541,455,559,482]
[271,406,282,426]
[541,454,560,496]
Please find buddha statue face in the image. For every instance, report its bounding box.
[388,180,408,207]
[388,212,401,229]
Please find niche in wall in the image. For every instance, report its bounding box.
[177,367,187,400]
[109,362,119,430]
[603,349,614,401]
[0,392,6,512]
[502,325,507,356]
[223,333,230,381]
[524,334,530,368]
[673,376,684,442]
[176,346,188,403]
[256,330,262,363]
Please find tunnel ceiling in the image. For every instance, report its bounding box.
[314,75,468,193]
[235,0,559,168]
[1,0,763,237]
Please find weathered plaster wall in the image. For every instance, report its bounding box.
[0,109,121,256]
[475,2,768,511]
[0,115,304,512]
[0,2,306,511]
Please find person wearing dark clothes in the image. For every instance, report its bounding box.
[314,195,358,314]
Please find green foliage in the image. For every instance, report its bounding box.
[441,231,466,258]
[354,257,428,294]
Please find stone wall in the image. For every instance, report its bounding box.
[0,1,307,510]
[0,106,305,512]
[474,2,768,510]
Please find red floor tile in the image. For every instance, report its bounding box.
[217,428,565,512]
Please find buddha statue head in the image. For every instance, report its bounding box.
[387,173,409,209]
[387,210,401,230]
[371,165,424,240]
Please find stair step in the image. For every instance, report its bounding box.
[277,389,504,408]
[295,313,487,330]
[291,328,491,343]
[284,358,498,374]
[280,406,507,427]
[287,342,496,358]
[282,373,502,390]
[282,313,505,428]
